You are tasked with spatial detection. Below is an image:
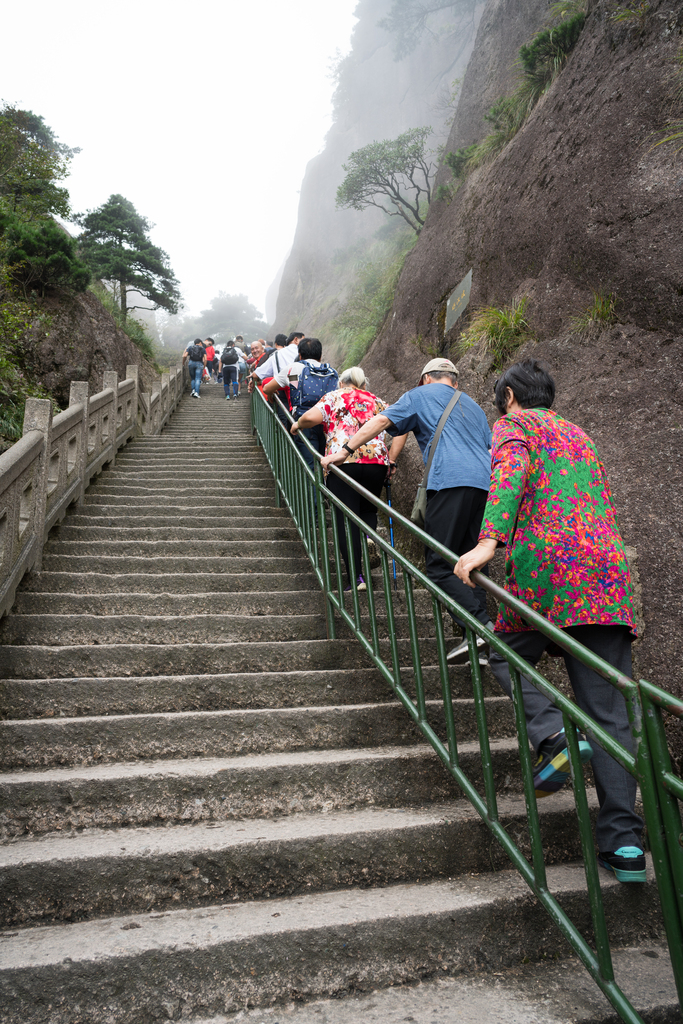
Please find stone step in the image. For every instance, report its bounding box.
[44,539,301,557]
[0,612,332,646]
[86,483,273,496]
[0,609,449,647]
[59,513,291,527]
[52,525,300,542]
[2,665,496,720]
[0,697,515,768]
[0,740,521,837]
[102,467,275,479]
[183,942,678,1024]
[39,554,313,574]
[17,571,318,595]
[83,495,279,508]
[0,793,589,928]
[12,590,324,616]
[0,865,663,1024]
[0,637,455,678]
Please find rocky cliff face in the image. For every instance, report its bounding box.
[21,289,160,409]
[362,0,683,698]
[271,0,485,346]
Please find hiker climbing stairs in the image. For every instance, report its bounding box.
[0,383,674,1023]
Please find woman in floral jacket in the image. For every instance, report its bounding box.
[292,366,394,592]
[455,359,644,883]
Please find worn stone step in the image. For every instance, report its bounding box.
[86,483,273,496]
[59,513,290,528]
[0,865,664,1024]
[0,637,456,678]
[0,612,331,646]
[12,590,324,617]
[40,554,313,574]
[182,942,679,1024]
[44,539,301,558]
[102,467,275,479]
[1,664,496,720]
[52,525,300,542]
[17,571,317,595]
[83,494,279,508]
[0,697,515,768]
[0,793,590,928]
[0,739,523,837]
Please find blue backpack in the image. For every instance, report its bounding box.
[291,361,339,418]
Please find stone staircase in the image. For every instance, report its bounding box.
[0,384,675,1024]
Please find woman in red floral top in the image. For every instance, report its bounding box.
[292,366,395,591]
[455,360,644,882]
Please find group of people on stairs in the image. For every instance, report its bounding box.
[184,329,646,888]
[182,336,250,399]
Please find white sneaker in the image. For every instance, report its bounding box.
[447,634,488,665]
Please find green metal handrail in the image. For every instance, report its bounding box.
[251,386,683,1022]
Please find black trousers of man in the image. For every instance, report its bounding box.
[424,486,490,629]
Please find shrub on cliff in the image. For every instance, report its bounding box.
[0,212,91,297]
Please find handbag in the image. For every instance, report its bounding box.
[410,389,463,528]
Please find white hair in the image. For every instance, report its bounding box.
[339,366,369,389]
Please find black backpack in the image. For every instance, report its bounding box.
[221,346,239,365]
[188,344,204,362]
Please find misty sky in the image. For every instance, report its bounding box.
[2,0,358,321]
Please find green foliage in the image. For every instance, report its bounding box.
[89,281,158,363]
[161,292,268,349]
[653,45,683,154]
[337,127,435,234]
[378,0,479,60]
[76,194,180,320]
[0,104,77,221]
[518,12,586,96]
[443,13,586,181]
[330,230,416,367]
[0,211,91,297]
[0,293,56,445]
[460,297,530,369]
[570,290,618,332]
[610,2,650,24]
[548,1,588,21]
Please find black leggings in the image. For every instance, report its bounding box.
[326,463,387,583]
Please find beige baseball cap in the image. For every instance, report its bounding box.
[418,358,458,385]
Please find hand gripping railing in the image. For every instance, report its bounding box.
[250,386,683,1023]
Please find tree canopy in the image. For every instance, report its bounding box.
[161,291,268,349]
[0,211,90,297]
[0,104,78,221]
[76,194,180,320]
[336,127,435,234]
[378,0,479,60]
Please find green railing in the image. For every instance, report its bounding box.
[251,387,683,1023]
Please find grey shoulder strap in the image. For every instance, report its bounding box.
[420,389,463,488]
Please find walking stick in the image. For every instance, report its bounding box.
[384,479,398,592]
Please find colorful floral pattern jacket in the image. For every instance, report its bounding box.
[479,408,636,636]
[317,388,389,464]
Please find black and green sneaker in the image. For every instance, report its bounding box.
[598,847,647,883]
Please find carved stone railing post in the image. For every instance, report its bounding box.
[103,370,119,469]
[126,364,141,435]
[22,398,53,572]
[69,381,89,506]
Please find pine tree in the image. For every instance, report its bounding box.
[76,194,180,320]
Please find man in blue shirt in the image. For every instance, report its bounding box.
[321,358,493,662]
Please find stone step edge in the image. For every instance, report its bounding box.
[0,737,512,785]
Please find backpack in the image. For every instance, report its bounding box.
[188,344,204,362]
[221,346,239,365]
[291,361,339,418]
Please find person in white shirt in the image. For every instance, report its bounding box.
[264,337,331,471]
[250,334,298,387]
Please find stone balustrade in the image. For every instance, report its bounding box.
[0,363,186,617]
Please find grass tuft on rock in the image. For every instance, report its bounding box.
[460,297,530,369]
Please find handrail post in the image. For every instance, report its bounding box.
[22,397,52,571]
[103,370,118,467]
[69,381,89,506]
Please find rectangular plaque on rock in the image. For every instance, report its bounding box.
[445,269,472,334]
